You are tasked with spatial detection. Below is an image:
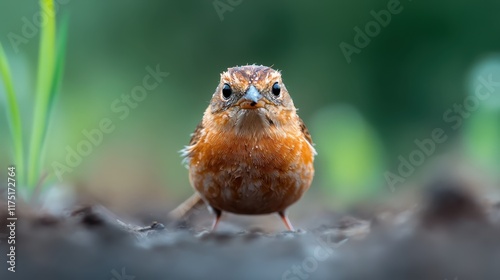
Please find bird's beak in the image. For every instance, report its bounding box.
[238,85,265,109]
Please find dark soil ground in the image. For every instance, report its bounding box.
[1,179,500,280]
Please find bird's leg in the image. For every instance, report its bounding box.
[209,206,222,231]
[278,210,295,231]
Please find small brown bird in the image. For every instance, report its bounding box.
[177,65,316,231]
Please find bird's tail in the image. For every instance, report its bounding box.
[168,192,206,220]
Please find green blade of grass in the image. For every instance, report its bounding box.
[46,13,69,122]
[36,13,69,191]
[0,43,25,185]
[27,0,57,188]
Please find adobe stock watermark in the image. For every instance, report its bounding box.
[213,0,243,21]
[385,74,500,191]
[51,65,169,181]
[339,0,410,64]
[281,235,346,280]
[7,0,72,53]
[110,267,135,280]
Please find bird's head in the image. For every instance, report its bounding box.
[206,65,297,136]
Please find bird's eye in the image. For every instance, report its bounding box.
[222,83,232,99]
[272,82,281,96]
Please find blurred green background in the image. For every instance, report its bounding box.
[1,0,500,209]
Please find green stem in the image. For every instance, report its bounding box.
[0,43,25,185]
[27,0,56,188]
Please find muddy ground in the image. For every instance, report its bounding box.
[1,179,500,280]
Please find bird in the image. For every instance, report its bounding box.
[175,65,316,231]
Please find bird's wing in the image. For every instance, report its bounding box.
[189,121,204,146]
[180,121,204,161]
[298,117,313,145]
[174,122,207,220]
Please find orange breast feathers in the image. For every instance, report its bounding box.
[183,108,315,215]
